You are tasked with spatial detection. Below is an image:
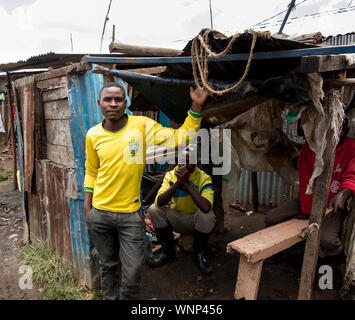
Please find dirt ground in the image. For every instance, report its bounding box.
[140,205,340,300]
[0,152,347,300]
[0,152,42,300]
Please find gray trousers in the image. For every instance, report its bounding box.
[85,207,145,300]
[264,199,344,257]
[149,204,216,235]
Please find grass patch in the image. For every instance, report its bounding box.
[20,242,101,300]
[0,166,12,181]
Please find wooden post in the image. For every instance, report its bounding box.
[251,172,259,212]
[297,119,338,300]
[234,255,263,300]
[6,73,17,191]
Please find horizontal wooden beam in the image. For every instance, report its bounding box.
[203,96,268,119]
[109,42,182,57]
[123,66,167,75]
[324,78,355,86]
[300,54,355,73]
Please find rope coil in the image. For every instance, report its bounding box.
[191,29,271,96]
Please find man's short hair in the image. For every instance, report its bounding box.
[99,82,125,98]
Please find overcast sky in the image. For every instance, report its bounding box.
[0,0,354,64]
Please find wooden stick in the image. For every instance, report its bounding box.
[297,113,338,300]
[109,42,182,57]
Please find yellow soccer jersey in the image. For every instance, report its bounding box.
[155,166,214,214]
[84,110,202,213]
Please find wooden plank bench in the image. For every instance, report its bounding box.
[226,219,309,300]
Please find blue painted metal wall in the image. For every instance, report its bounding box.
[66,69,104,287]
[66,69,134,287]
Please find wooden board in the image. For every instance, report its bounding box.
[234,256,263,300]
[227,219,309,263]
[36,76,67,90]
[109,42,181,56]
[35,62,92,82]
[28,160,48,246]
[42,86,68,102]
[47,143,75,167]
[44,99,71,120]
[35,66,70,82]
[300,54,355,73]
[16,81,35,192]
[44,161,73,266]
[126,66,167,75]
[45,119,73,147]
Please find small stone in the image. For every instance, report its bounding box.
[240,226,244,230]
[8,234,17,239]
[209,289,214,293]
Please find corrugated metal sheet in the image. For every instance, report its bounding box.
[322,32,355,46]
[233,112,304,206]
[66,68,104,288]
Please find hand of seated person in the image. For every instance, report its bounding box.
[328,188,353,214]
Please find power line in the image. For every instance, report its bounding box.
[254,0,307,26]
[257,5,355,29]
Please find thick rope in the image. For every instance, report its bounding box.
[191,29,271,96]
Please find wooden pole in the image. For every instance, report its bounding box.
[297,112,338,300]
[251,172,259,212]
[6,73,18,191]
[109,42,182,56]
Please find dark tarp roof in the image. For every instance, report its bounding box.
[163,29,317,81]
[104,30,319,123]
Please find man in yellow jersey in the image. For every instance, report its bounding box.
[84,82,207,300]
[148,147,215,275]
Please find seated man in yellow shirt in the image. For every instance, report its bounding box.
[148,147,215,274]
